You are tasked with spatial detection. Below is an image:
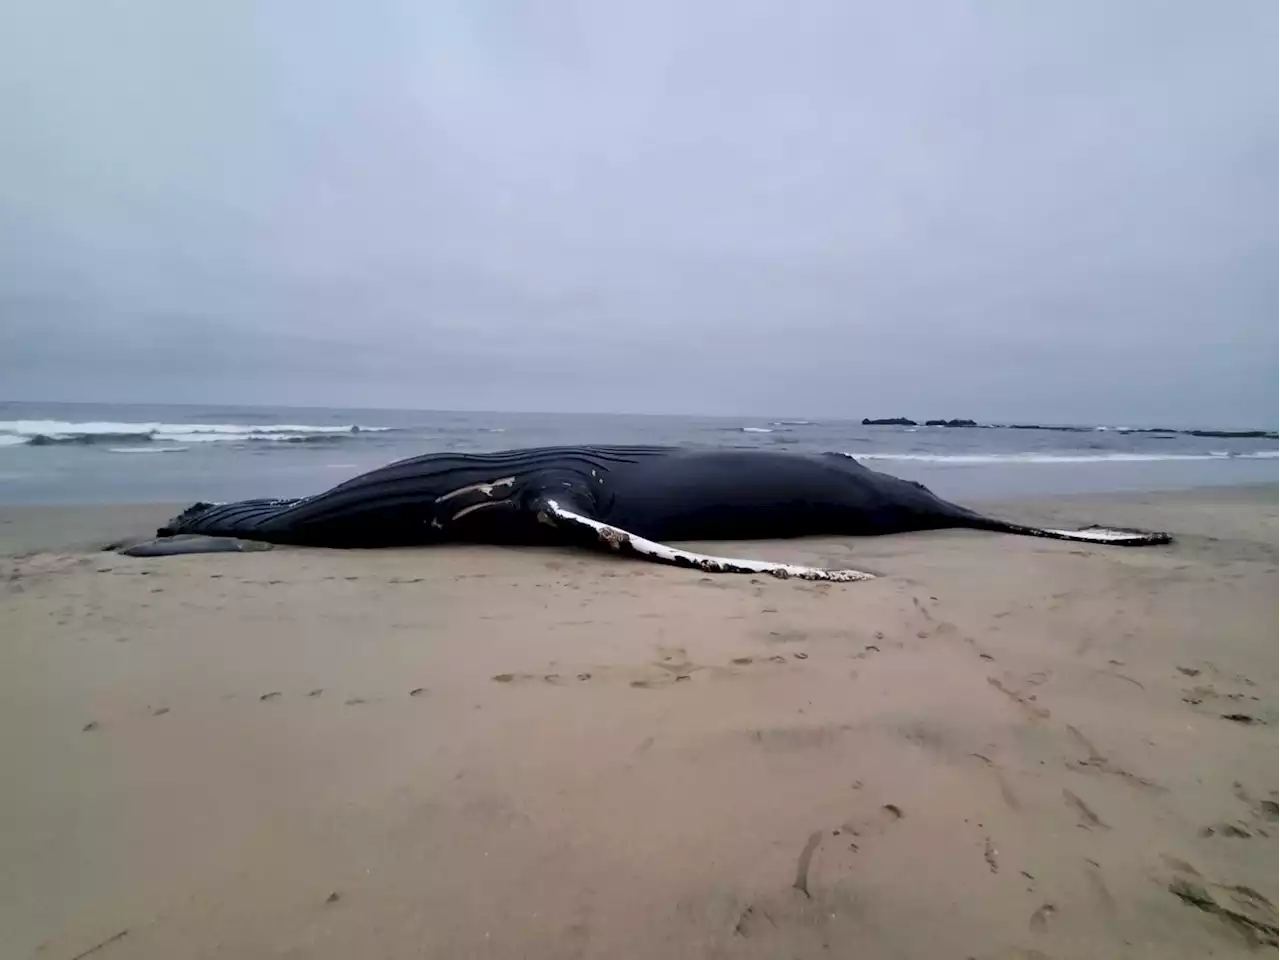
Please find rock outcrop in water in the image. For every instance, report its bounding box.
[1180,429,1277,439]
[851,419,1276,440]
[27,432,157,446]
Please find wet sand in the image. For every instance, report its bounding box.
[1,486,1276,959]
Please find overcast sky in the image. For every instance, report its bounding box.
[1,1,1275,425]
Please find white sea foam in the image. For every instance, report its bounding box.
[107,446,190,454]
[161,432,315,444]
[740,426,773,433]
[0,419,390,445]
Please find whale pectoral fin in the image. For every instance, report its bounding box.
[116,536,275,557]
[535,499,875,582]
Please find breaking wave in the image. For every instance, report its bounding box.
[106,446,191,454]
[0,419,392,447]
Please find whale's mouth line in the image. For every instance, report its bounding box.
[538,499,877,582]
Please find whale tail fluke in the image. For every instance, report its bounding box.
[964,516,1173,546]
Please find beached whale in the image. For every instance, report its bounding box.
[115,446,1173,581]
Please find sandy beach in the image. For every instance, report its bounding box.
[1,486,1275,959]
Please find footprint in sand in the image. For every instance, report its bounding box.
[1168,874,1278,948]
[628,646,702,687]
[987,676,1050,722]
[765,628,810,644]
[838,802,905,847]
[756,800,905,909]
[490,670,603,686]
[1064,724,1165,792]
[911,596,934,622]
[730,652,810,669]
[971,753,1021,810]
[1083,861,1118,920]
[493,647,765,689]
[1200,823,1255,839]
[1028,903,1056,933]
[784,802,908,902]
[1063,787,1108,830]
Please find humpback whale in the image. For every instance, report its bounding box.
[117,446,1173,581]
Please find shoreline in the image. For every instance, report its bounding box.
[2,406,1275,509]
[2,485,1275,958]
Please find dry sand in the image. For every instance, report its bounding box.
[1,486,1276,960]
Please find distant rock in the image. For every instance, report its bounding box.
[1182,429,1278,439]
[881,420,1280,439]
[24,431,154,446]
[997,424,1278,439]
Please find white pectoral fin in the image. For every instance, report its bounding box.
[538,499,875,582]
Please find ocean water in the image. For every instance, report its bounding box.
[0,400,1274,506]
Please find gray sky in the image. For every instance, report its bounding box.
[1,1,1275,426]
